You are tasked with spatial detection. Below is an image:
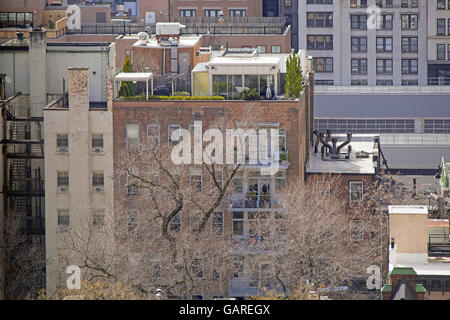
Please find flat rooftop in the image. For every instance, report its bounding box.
[388,205,428,215]
[306,134,376,175]
[132,35,202,49]
[390,259,450,276]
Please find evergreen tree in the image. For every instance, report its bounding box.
[285,49,304,99]
[118,54,136,97]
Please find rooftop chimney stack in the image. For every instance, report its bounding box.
[29,29,47,117]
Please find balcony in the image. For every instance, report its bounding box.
[228,193,282,211]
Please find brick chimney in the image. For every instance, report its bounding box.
[29,29,47,117]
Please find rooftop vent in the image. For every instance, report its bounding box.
[313,130,352,161]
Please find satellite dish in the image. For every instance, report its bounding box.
[5,76,11,84]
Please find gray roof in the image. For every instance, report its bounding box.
[315,94,450,118]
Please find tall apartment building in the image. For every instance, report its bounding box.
[428,0,450,84]
[44,67,115,295]
[299,0,428,86]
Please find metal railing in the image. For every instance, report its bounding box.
[428,77,450,86]
[429,233,450,246]
[380,134,450,146]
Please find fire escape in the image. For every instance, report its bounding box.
[1,97,45,241]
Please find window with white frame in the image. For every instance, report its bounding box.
[271,45,281,53]
[126,169,139,195]
[92,171,104,191]
[180,9,196,17]
[349,181,364,202]
[58,209,70,230]
[204,9,220,17]
[232,211,244,236]
[232,171,243,193]
[257,45,266,54]
[168,124,181,144]
[57,134,68,153]
[147,124,160,147]
[230,9,246,17]
[91,134,103,153]
[350,219,364,241]
[126,124,140,152]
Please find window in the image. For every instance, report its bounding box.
[307,0,333,4]
[204,9,220,18]
[232,171,243,193]
[92,172,104,192]
[57,134,68,153]
[212,211,224,235]
[256,45,266,53]
[376,80,393,86]
[401,59,418,74]
[437,19,446,36]
[315,180,331,197]
[57,171,69,191]
[351,37,367,52]
[284,0,292,7]
[380,14,393,30]
[350,220,364,241]
[351,15,367,30]
[306,12,333,27]
[127,210,138,233]
[169,212,182,231]
[126,124,139,152]
[376,59,393,75]
[448,44,450,60]
[312,57,333,72]
[149,253,162,280]
[93,210,104,226]
[401,37,418,52]
[411,0,418,8]
[401,14,418,30]
[386,0,393,8]
[0,12,33,28]
[180,9,196,17]
[307,35,333,50]
[126,170,139,195]
[96,12,106,23]
[351,59,367,74]
[233,255,244,278]
[275,171,286,193]
[448,18,450,35]
[147,124,160,147]
[376,37,392,52]
[271,45,281,53]
[351,80,368,86]
[191,294,203,300]
[401,0,409,7]
[314,80,334,85]
[438,0,446,9]
[91,134,103,153]
[58,210,70,231]
[402,79,418,86]
[350,0,357,8]
[315,119,415,133]
[349,181,364,202]
[190,211,202,232]
[230,9,246,17]
[232,211,244,236]
[438,44,446,60]
[376,0,383,7]
[360,0,367,7]
[424,120,450,133]
[189,167,202,191]
[168,124,180,144]
[191,258,204,278]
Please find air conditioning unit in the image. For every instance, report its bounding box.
[126,186,138,195]
[58,186,68,192]
[58,146,68,153]
[93,147,103,153]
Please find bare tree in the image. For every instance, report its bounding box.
[2,212,45,299]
